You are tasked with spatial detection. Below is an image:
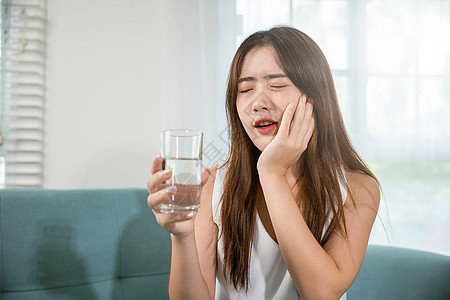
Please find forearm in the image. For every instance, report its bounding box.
[259,172,346,299]
[169,233,212,300]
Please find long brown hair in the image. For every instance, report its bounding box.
[221,26,377,291]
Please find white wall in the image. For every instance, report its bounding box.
[44,0,235,189]
[45,0,169,188]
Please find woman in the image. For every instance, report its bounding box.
[147,26,380,300]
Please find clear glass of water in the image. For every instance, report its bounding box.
[157,129,203,213]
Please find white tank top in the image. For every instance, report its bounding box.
[212,166,347,300]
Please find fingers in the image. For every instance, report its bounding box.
[147,155,198,237]
[278,101,296,137]
[153,210,195,222]
[280,94,311,137]
[151,154,164,174]
[290,94,313,138]
[154,211,195,227]
[147,169,172,194]
[147,154,172,194]
[290,95,308,132]
[152,210,196,233]
[147,187,171,209]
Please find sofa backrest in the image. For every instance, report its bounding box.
[0,188,171,300]
[347,244,450,300]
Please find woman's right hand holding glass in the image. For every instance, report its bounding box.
[147,155,210,238]
[146,155,197,238]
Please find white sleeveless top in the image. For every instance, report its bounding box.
[212,166,348,300]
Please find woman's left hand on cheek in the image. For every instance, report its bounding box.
[257,95,315,176]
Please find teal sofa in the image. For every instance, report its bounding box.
[1,189,449,299]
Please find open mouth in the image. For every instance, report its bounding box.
[254,119,278,134]
[255,121,277,128]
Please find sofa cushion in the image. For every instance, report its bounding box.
[0,188,170,299]
[348,245,450,300]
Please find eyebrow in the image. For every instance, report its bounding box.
[237,73,287,83]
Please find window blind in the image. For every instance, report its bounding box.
[0,0,46,188]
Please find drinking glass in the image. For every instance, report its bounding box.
[157,129,203,213]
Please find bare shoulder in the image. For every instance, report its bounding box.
[345,170,380,210]
[207,166,219,186]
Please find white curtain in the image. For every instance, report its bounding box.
[160,0,238,168]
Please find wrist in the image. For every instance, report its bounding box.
[258,169,288,188]
[257,165,288,178]
[170,229,195,243]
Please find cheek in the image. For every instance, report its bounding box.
[236,105,254,135]
[236,102,244,122]
[238,114,252,133]
[272,90,301,110]
[236,101,249,123]
[287,90,302,103]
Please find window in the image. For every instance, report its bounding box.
[236,0,450,255]
[0,0,46,187]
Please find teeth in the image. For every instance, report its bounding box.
[257,121,275,127]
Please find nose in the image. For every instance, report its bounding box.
[252,102,267,112]
[251,92,271,112]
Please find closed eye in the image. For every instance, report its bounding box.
[272,85,288,89]
[239,88,253,93]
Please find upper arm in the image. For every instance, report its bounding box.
[194,168,218,299]
[323,171,380,291]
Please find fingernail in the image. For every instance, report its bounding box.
[186,212,195,219]
[163,169,171,175]
[301,95,307,102]
[289,101,294,107]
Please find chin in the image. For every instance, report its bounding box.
[251,136,272,152]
